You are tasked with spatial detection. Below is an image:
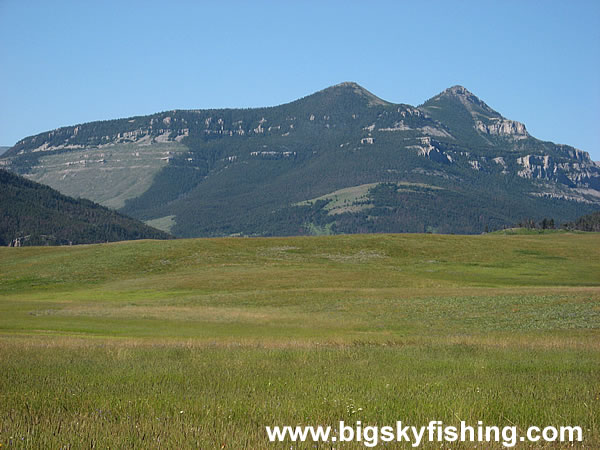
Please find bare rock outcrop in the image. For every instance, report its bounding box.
[475,118,528,138]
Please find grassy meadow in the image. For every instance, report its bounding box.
[0,233,599,448]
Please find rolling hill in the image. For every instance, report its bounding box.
[2,82,598,236]
[0,169,171,246]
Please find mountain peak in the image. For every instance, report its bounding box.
[439,85,481,102]
[332,81,363,89]
[446,85,479,97]
[320,81,390,106]
[425,85,501,119]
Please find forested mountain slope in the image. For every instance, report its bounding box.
[0,169,171,246]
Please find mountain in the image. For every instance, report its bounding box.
[0,147,9,156]
[1,82,599,236]
[0,169,171,246]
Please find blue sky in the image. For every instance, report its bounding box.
[1,0,599,159]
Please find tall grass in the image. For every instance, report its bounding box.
[0,233,598,447]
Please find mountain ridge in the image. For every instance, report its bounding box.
[4,82,595,161]
[1,82,598,237]
[0,169,171,246]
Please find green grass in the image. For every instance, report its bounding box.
[0,233,599,448]
[296,182,443,216]
[144,215,177,233]
[491,228,571,235]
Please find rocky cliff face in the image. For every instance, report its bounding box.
[516,152,600,191]
[475,118,528,138]
[6,116,189,156]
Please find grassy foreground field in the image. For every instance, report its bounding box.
[0,233,599,448]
